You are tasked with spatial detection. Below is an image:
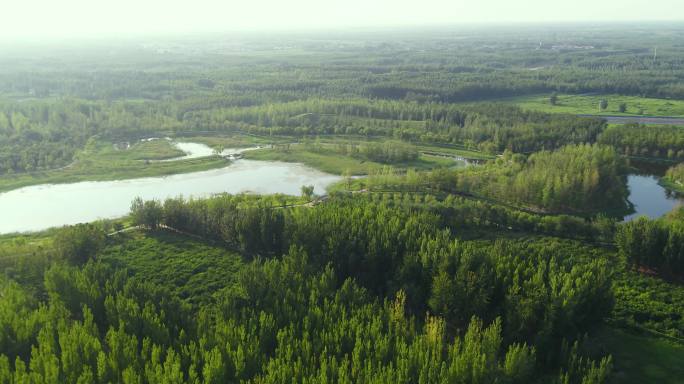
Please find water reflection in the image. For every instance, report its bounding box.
[0,160,340,234]
[624,174,684,221]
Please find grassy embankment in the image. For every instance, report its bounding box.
[293,135,493,161]
[414,143,493,160]
[495,93,684,117]
[243,141,491,175]
[128,139,186,160]
[244,147,454,175]
[658,177,684,194]
[0,138,230,193]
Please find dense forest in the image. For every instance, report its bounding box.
[616,215,684,276]
[0,194,618,383]
[360,144,628,213]
[2,26,684,102]
[598,123,684,160]
[451,144,627,212]
[1,24,684,383]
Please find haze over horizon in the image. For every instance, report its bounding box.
[1,0,683,41]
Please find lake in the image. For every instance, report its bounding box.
[0,159,341,234]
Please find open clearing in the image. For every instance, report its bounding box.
[492,93,684,120]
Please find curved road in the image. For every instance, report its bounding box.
[578,114,684,125]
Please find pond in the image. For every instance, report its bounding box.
[624,174,684,221]
[0,159,341,234]
[622,159,684,221]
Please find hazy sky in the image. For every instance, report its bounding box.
[1,0,682,40]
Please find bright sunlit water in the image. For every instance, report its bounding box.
[0,159,340,234]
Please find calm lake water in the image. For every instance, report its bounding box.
[624,174,684,221]
[0,160,340,234]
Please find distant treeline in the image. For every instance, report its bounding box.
[2,27,684,102]
[598,123,684,160]
[6,97,684,175]
[0,98,608,174]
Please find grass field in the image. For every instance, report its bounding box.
[243,146,460,175]
[127,139,186,160]
[302,135,494,160]
[495,94,684,117]
[593,327,684,384]
[0,231,53,259]
[415,143,495,160]
[101,231,243,307]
